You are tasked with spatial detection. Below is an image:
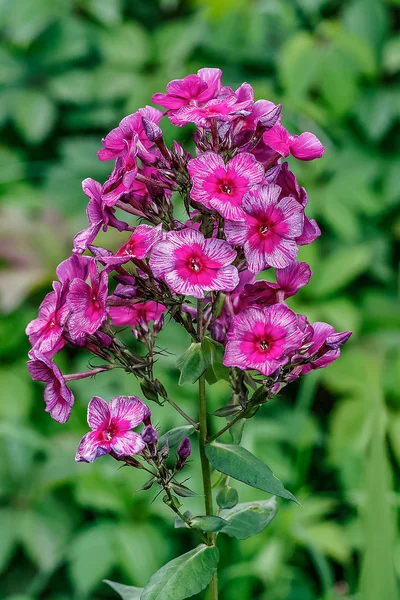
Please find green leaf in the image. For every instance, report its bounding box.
[141,545,219,600]
[13,91,56,145]
[100,23,150,69]
[205,442,297,502]
[309,245,372,297]
[190,516,226,533]
[104,580,143,600]
[176,343,208,385]
[220,498,277,540]
[158,425,195,449]
[202,337,229,385]
[216,486,239,510]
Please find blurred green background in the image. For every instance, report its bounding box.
[0,0,399,599]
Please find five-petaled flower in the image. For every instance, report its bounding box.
[224,184,304,272]
[149,228,239,299]
[188,152,264,221]
[223,304,303,376]
[76,395,147,463]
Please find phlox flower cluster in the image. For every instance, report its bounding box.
[26,67,351,467]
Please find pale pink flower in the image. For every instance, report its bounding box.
[223,304,303,376]
[188,152,264,220]
[149,228,239,299]
[66,261,108,341]
[224,184,304,272]
[263,124,325,161]
[75,396,147,463]
[28,353,74,423]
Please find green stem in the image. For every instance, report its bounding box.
[207,410,246,443]
[197,300,218,600]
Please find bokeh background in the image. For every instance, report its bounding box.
[1,0,399,599]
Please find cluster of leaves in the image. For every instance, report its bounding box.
[1,0,400,599]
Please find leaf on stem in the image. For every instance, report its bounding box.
[176,343,208,385]
[190,516,226,533]
[205,442,297,502]
[158,425,195,449]
[141,544,219,600]
[104,580,143,599]
[219,498,277,539]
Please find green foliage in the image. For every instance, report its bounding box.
[1,0,400,598]
[104,580,143,600]
[176,343,208,385]
[141,545,219,600]
[219,498,277,540]
[206,442,297,502]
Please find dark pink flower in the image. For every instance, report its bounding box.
[236,100,281,132]
[241,261,312,307]
[26,282,69,358]
[102,152,139,207]
[116,224,163,261]
[56,254,92,284]
[66,261,108,341]
[152,68,222,113]
[188,152,264,220]
[263,124,325,161]
[75,395,147,463]
[223,304,303,376]
[98,106,163,161]
[149,228,239,299]
[73,178,128,254]
[225,185,304,272]
[28,353,74,423]
[109,301,166,328]
[171,94,252,128]
[297,322,352,374]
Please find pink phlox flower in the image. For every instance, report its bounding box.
[98,106,162,161]
[117,224,163,260]
[27,352,74,423]
[75,395,147,463]
[234,99,281,133]
[223,304,303,376]
[149,228,239,299]
[109,300,166,328]
[73,178,128,253]
[296,322,352,375]
[56,254,92,285]
[152,68,222,113]
[263,124,325,161]
[241,261,312,307]
[66,260,108,341]
[26,281,69,358]
[188,151,264,220]
[224,184,304,272]
[101,150,139,207]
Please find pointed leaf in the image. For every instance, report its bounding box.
[205,442,297,502]
[141,544,219,600]
[220,498,277,539]
[176,343,208,385]
[158,425,195,449]
[104,580,143,599]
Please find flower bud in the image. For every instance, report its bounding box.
[142,117,163,142]
[142,425,158,445]
[142,403,152,425]
[176,437,191,470]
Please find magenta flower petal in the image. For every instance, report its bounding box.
[109,396,146,429]
[75,431,109,463]
[262,124,291,157]
[290,132,325,161]
[276,261,312,297]
[111,431,146,457]
[87,396,110,430]
[28,353,74,423]
[67,262,108,340]
[116,224,163,261]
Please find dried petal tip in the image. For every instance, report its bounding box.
[142,117,163,142]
